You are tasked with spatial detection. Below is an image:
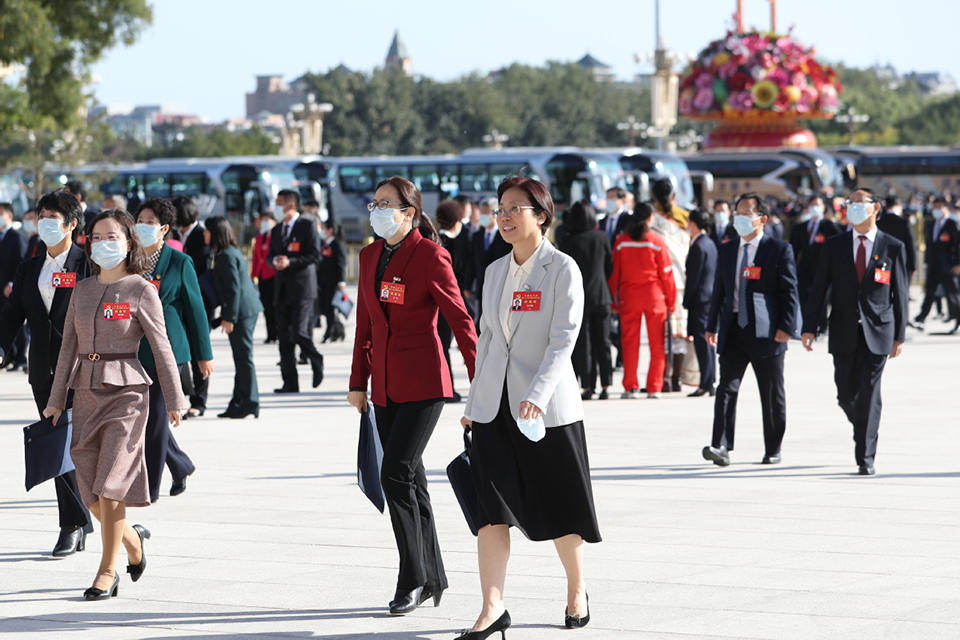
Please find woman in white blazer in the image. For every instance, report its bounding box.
[459,177,601,639]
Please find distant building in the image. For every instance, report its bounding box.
[905,71,958,97]
[245,75,308,119]
[577,53,614,82]
[89,103,201,147]
[385,30,413,76]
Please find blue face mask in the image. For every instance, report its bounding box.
[714,211,729,225]
[932,208,945,220]
[135,223,162,247]
[733,215,758,237]
[38,218,68,246]
[846,202,872,226]
[516,415,545,442]
[90,240,129,270]
[370,208,403,239]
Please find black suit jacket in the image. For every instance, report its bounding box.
[267,216,322,300]
[923,217,960,275]
[803,230,908,356]
[468,227,511,298]
[789,218,842,282]
[557,229,613,309]
[0,228,28,302]
[0,243,91,386]
[712,221,738,247]
[439,229,472,293]
[601,211,631,244]
[182,224,212,276]
[26,234,43,259]
[876,211,916,274]
[318,237,347,293]
[684,233,718,309]
[707,234,800,358]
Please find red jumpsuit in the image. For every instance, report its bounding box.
[608,230,677,393]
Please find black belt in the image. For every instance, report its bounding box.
[80,353,137,362]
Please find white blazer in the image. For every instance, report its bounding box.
[464,239,585,428]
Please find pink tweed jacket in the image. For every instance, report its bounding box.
[49,274,187,412]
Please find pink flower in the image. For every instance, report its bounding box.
[679,93,694,114]
[718,61,739,80]
[695,73,714,90]
[802,85,819,102]
[795,95,812,113]
[751,66,767,81]
[767,67,790,86]
[728,91,754,111]
[693,88,715,111]
[791,72,807,89]
[742,34,765,53]
[819,84,839,110]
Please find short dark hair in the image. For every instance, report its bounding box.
[64,180,86,202]
[714,199,730,209]
[303,199,320,208]
[562,199,597,234]
[626,202,654,241]
[137,197,177,230]
[453,194,472,208]
[434,199,464,230]
[0,202,13,216]
[497,176,554,236]
[853,188,882,204]
[605,187,626,199]
[278,189,301,212]
[205,216,237,252]
[689,207,713,231]
[172,195,199,227]
[36,190,84,236]
[734,192,770,217]
[651,178,675,209]
[85,208,148,275]
[884,194,902,208]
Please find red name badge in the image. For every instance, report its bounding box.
[52,272,76,288]
[512,291,541,311]
[149,279,161,290]
[380,282,405,304]
[321,246,332,258]
[287,242,300,252]
[103,302,130,320]
[742,266,762,280]
[940,233,951,243]
[874,269,891,285]
[814,234,826,244]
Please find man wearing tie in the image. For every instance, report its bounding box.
[467,200,510,325]
[601,187,630,243]
[703,193,800,467]
[801,188,908,475]
[268,189,325,393]
[683,207,718,397]
[913,197,960,333]
[711,200,737,246]
[790,195,841,334]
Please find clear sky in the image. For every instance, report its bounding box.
[90,0,956,122]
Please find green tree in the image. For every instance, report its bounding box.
[142,126,278,159]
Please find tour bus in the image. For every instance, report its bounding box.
[680,148,843,203]
[328,147,625,242]
[586,148,697,209]
[0,172,33,216]
[829,146,960,195]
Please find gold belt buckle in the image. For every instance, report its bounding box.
[88,353,101,361]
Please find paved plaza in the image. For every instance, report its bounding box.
[1,285,958,639]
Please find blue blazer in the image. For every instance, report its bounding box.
[707,233,800,359]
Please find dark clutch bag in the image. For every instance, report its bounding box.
[357,403,385,513]
[446,428,479,536]
[24,411,75,491]
[332,290,354,318]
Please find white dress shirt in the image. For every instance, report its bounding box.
[853,225,878,264]
[806,217,821,243]
[282,213,300,242]
[38,250,69,313]
[733,231,764,308]
[498,240,546,342]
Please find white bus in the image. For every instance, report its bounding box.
[829,146,960,196]
[587,148,697,209]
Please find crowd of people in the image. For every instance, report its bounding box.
[0,170,956,637]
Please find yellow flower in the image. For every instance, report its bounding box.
[751,80,779,109]
[784,85,801,103]
[714,52,731,66]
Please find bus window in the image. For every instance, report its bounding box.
[490,164,526,189]
[170,173,205,197]
[460,164,489,192]
[781,167,813,195]
[339,165,375,193]
[144,174,170,198]
[375,165,410,183]
[411,165,440,192]
[438,165,459,195]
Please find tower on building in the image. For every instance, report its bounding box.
[385,30,413,76]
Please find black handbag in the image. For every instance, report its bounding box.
[24,411,74,491]
[197,270,220,309]
[446,427,480,536]
[357,403,385,513]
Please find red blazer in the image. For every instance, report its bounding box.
[350,228,478,406]
[250,232,275,281]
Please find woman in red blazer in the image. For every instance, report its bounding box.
[348,176,478,616]
[250,213,278,343]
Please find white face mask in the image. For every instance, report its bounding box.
[479,214,492,228]
[370,208,403,239]
[605,199,620,214]
[90,240,129,270]
[259,220,272,234]
[733,215,758,237]
[21,219,37,234]
[135,223,162,247]
[808,205,824,220]
[274,204,287,220]
[932,208,946,220]
[38,218,68,246]
[714,211,729,225]
[846,202,873,226]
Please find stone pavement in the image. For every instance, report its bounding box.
[1,285,958,640]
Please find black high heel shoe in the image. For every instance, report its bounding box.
[418,587,443,607]
[389,586,423,615]
[565,593,590,628]
[456,610,511,639]
[126,524,151,582]
[83,572,119,601]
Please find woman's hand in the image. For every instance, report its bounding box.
[347,390,368,413]
[460,416,472,431]
[169,410,182,428]
[43,406,62,425]
[518,401,542,421]
[198,359,214,379]
[221,320,234,335]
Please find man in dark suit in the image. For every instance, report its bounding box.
[711,200,737,246]
[877,195,917,281]
[466,206,510,326]
[802,188,908,475]
[703,192,800,466]
[790,195,842,334]
[268,189,324,392]
[601,187,631,243]
[913,197,960,333]
[0,191,94,556]
[683,208,718,397]
[173,196,213,417]
[0,202,29,370]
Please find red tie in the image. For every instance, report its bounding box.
[855,235,866,284]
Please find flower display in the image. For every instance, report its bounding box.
[679,28,842,119]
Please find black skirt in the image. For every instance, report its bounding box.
[470,384,602,543]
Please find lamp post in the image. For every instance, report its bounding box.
[482,129,509,149]
[617,116,645,147]
[282,93,334,155]
[834,107,870,146]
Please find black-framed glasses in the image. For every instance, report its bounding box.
[492,205,537,218]
[367,200,409,212]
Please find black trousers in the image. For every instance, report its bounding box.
[31,385,93,532]
[258,277,278,341]
[687,304,716,390]
[833,327,887,466]
[226,314,259,413]
[917,269,960,322]
[276,293,323,390]
[373,396,447,592]
[144,365,195,502]
[573,306,613,390]
[712,323,786,457]
[436,312,456,392]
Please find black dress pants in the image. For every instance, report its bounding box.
[275,293,323,391]
[373,396,447,592]
[144,365,195,502]
[917,269,960,322]
[712,323,786,457]
[31,385,93,533]
[687,304,716,390]
[258,277,278,341]
[833,327,887,466]
[226,314,259,413]
[573,306,613,390]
